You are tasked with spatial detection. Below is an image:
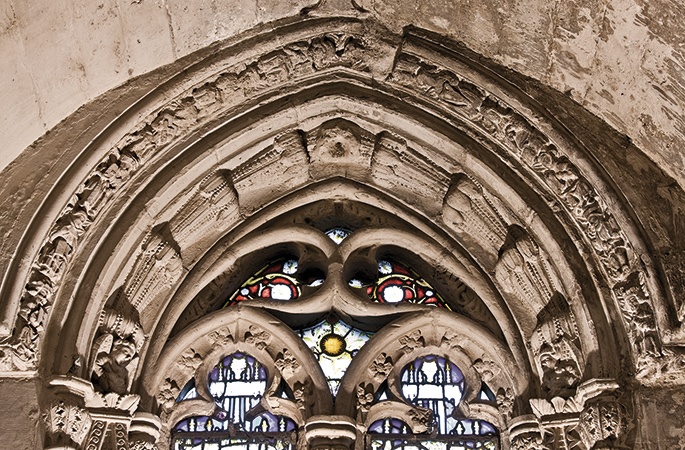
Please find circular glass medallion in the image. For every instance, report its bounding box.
[320,333,346,356]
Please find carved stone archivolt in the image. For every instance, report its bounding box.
[2,12,677,450]
[2,16,667,388]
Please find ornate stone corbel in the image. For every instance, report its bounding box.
[304,416,357,450]
[508,416,545,450]
[128,413,161,450]
[90,309,145,396]
[531,293,584,398]
[305,119,375,180]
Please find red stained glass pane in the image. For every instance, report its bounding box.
[366,260,451,310]
[224,259,301,307]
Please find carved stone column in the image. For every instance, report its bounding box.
[44,377,93,450]
[128,413,161,450]
[304,416,357,450]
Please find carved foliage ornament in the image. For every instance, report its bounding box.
[389,49,660,367]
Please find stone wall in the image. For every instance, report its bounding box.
[2,0,685,187]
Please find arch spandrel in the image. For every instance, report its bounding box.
[2,14,678,450]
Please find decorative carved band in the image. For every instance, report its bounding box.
[0,19,666,390]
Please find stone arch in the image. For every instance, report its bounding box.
[4,13,679,450]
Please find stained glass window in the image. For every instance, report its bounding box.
[352,260,451,309]
[224,259,302,306]
[325,227,352,244]
[173,353,297,450]
[296,318,374,395]
[367,355,498,450]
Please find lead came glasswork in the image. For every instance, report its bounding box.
[366,261,451,309]
[297,319,374,395]
[224,260,302,306]
[325,227,352,244]
[367,355,498,450]
[173,353,297,450]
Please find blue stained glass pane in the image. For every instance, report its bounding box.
[173,353,297,449]
[368,355,498,449]
[369,418,411,434]
[178,378,199,401]
[401,355,465,434]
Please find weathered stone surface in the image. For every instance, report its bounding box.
[0,3,685,449]
[0,377,41,450]
[2,0,685,189]
[635,385,685,448]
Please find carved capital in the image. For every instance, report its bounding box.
[578,396,628,449]
[43,400,92,448]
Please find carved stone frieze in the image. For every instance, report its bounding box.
[495,227,561,318]
[517,379,628,450]
[230,130,310,214]
[6,28,379,370]
[122,223,184,317]
[168,170,239,262]
[578,396,628,449]
[45,376,144,450]
[371,132,452,216]
[389,50,660,367]
[44,400,93,448]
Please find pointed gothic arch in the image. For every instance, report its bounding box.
[2,13,682,450]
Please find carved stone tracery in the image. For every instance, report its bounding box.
[5,14,673,450]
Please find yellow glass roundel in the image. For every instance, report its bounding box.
[320,333,346,357]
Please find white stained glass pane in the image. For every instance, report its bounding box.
[283,260,298,274]
[297,319,373,395]
[378,260,393,275]
[326,228,352,244]
[271,284,293,300]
